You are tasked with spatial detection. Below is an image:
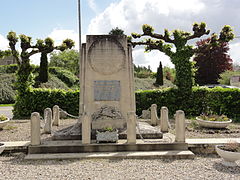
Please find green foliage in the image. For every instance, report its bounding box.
[163,66,175,82]
[0,64,18,73]
[38,74,71,90]
[37,38,75,83]
[0,74,16,104]
[155,61,163,86]
[13,88,79,119]
[0,50,12,59]
[0,114,7,121]
[109,27,125,36]
[49,49,80,75]
[218,71,240,85]
[134,64,154,78]
[49,67,79,87]
[131,22,211,93]
[12,87,240,122]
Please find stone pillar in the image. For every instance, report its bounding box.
[52,105,60,126]
[127,111,136,144]
[43,108,52,134]
[175,110,185,143]
[82,113,91,144]
[31,112,41,145]
[150,104,158,126]
[160,106,169,132]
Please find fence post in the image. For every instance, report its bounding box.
[127,111,136,144]
[175,110,185,143]
[53,105,60,126]
[150,104,158,126]
[160,106,169,132]
[31,112,41,145]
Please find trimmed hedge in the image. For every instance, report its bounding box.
[13,87,240,121]
[13,88,79,119]
[0,64,18,73]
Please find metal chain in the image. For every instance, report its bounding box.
[136,117,173,143]
[39,116,45,129]
[59,108,80,119]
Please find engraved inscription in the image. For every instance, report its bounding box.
[94,80,120,101]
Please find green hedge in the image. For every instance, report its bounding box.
[0,64,18,73]
[13,88,79,119]
[13,87,240,121]
[0,64,40,74]
[49,67,79,87]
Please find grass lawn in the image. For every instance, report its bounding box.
[0,104,14,107]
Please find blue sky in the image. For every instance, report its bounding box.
[0,0,113,37]
[0,0,240,71]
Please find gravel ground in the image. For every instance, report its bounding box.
[0,119,240,179]
[0,154,239,180]
[1,119,240,142]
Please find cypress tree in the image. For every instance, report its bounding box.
[155,61,163,86]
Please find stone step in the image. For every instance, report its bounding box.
[28,141,188,154]
[25,150,195,160]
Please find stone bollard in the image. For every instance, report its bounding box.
[127,111,136,144]
[175,110,186,143]
[160,106,169,132]
[31,112,41,145]
[53,105,60,126]
[82,113,91,144]
[43,108,52,134]
[150,104,158,126]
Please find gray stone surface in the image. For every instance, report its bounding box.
[94,80,120,101]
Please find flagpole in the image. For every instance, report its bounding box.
[78,0,82,54]
[78,0,83,116]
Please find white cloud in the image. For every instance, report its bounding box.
[87,0,240,71]
[48,29,80,49]
[87,0,98,14]
[0,34,9,50]
[230,42,240,65]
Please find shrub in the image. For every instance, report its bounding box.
[12,87,240,122]
[0,64,18,73]
[13,88,79,119]
[0,74,16,104]
[49,67,79,87]
[218,70,240,85]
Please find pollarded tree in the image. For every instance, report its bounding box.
[7,32,39,94]
[37,38,74,83]
[194,29,234,85]
[131,23,211,93]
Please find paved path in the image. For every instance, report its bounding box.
[0,106,13,119]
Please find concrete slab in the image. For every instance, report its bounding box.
[1,141,30,152]
[25,150,195,160]
[186,138,240,145]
